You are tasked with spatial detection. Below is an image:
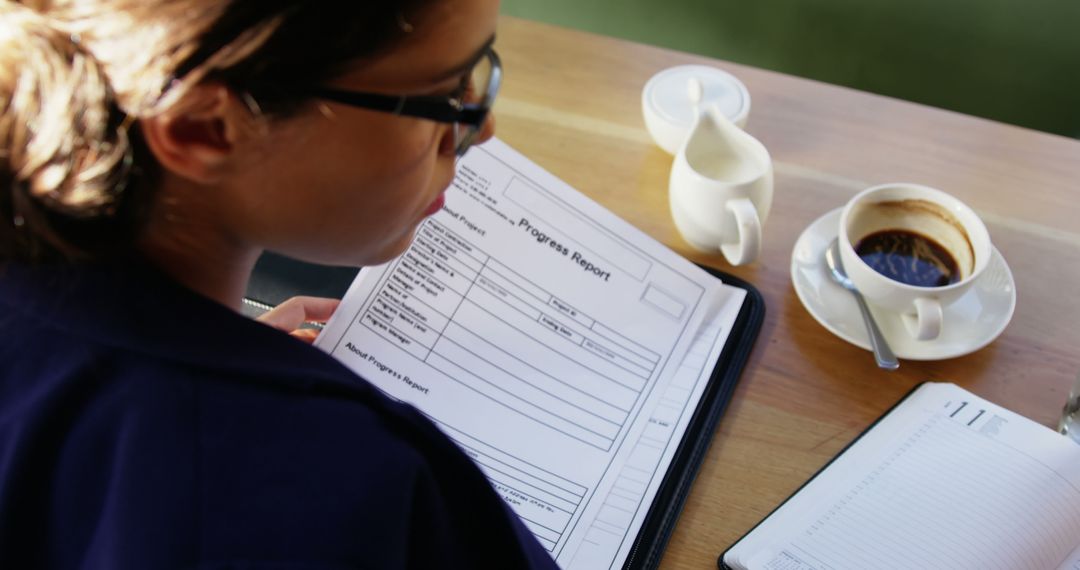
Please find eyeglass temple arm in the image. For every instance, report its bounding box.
[313,88,490,127]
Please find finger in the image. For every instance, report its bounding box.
[290,328,321,345]
[257,296,340,332]
[256,300,306,333]
[287,296,340,323]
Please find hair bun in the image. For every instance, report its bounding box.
[2,2,137,260]
[2,2,133,213]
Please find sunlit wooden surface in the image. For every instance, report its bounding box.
[495,15,1080,569]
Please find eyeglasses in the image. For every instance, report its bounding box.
[313,47,501,157]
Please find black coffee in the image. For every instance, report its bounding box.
[855,230,960,287]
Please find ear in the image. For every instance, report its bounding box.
[139,83,256,185]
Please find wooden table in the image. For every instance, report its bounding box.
[494,16,1080,569]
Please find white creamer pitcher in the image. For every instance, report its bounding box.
[669,79,773,265]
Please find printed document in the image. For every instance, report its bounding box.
[316,138,746,568]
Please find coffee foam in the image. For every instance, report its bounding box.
[847,199,975,279]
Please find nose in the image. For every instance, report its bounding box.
[437,112,498,157]
[475,112,496,144]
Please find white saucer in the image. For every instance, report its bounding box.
[790,208,1016,360]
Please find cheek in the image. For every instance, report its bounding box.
[229,113,454,266]
[296,129,446,260]
[344,117,440,186]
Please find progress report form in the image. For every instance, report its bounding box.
[316,138,746,569]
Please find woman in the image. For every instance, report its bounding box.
[0,0,558,567]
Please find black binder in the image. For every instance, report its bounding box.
[246,253,765,570]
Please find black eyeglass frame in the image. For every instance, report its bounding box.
[312,47,501,153]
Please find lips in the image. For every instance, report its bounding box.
[422,192,445,217]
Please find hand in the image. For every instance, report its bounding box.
[256,296,341,344]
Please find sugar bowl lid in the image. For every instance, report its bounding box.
[642,64,751,155]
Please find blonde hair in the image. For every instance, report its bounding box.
[1,0,427,261]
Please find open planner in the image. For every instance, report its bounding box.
[258,138,765,569]
[720,382,1080,570]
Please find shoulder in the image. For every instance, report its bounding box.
[0,262,557,568]
[3,332,553,568]
[192,364,557,569]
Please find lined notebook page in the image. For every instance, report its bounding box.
[724,383,1080,570]
[1062,544,1080,569]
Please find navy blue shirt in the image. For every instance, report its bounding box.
[0,259,558,569]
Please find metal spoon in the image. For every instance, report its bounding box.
[824,238,899,371]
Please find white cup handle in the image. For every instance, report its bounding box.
[902,297,943,341]
[719,197,761,266]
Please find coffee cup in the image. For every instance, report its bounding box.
[838,183,991,341]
